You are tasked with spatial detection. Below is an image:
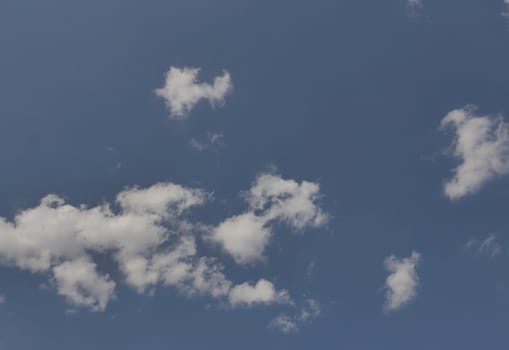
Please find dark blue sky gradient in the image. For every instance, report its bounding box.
[1,0,509,348]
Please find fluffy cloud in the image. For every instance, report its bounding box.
[440,106,509,200]
[52,258,116,312]
[465,235,502,257]
[229,279,290,307]
[211,173,327,264]
[269,299,321,334]
[383,251,421,312]
[155,67,232,119]
[213,213,271,265]
[0,181,294,311]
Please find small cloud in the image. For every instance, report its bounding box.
[383,251,421,313]
[155,67,233,119]
[189,138,207,152]
[269,314,299,333]
[440,106,509,200]
[228,279,291,307]
[189,133,225,152]
[465,235,502,258]
[0,294,5,304]
[209,133,224,144]
[269,299,321,334]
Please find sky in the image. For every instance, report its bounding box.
[1,0,509,348]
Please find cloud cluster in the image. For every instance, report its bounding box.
[155,67,233,119]
[211,173,328,264]
[0,181,297,311]
[269,299,321,333]
[440,106,509,200]
[383,251,421,312]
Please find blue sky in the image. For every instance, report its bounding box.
[1,0,509,348]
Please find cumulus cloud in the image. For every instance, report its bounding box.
[269,299,321,334]
[383,251,421,312]
[0,180,295,312]
[211,173,327,264]
[155,67,232,119]
[229,279,290,307]
[440,106,509,200]
[52,258,116,312]
[465,235,502,257]
[212,213,271,264]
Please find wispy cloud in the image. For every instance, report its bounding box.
[269,299,321,334]
[465,235,502,258]
[189,133,224,152]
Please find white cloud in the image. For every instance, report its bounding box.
[228,279,290,307]
[247,174,328,229]
[212,213,271,264]
[465,235,502,257]
[269,299,321,334]
[0,180,294,312]
[0,183,207,309]
[155,67,232,119]
[52,258,116,312]
[0,294,5,304]
[211,173,327,265]
[383,251,421,312]
[440,106,509,200]
[503,1,509,17]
